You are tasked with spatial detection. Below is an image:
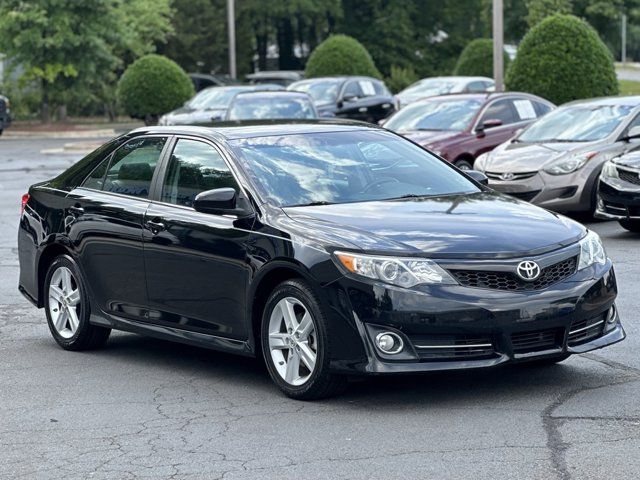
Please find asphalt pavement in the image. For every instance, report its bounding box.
[1,136,639,480]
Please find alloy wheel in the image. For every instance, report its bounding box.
[268,297,317,386]
[48,266,81,339]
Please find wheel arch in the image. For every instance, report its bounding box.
[248,261,318,356]
[453,152,475,168]
[36,242,74,307]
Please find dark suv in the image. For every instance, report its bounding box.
[0,94,11,135]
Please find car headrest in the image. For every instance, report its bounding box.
[118,163,152,181]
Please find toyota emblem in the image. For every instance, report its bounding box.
[516,260,541,281]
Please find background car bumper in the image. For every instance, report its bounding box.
[328,261,622,374]
[596,177,640,219]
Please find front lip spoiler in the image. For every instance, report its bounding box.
[353,324,626,375]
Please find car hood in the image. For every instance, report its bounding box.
[482,140,600,173]
[614,149,640,168]
[399,130,461,146]
[282,192,584,258]
[163,108,226,125]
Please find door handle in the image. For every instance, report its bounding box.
[68,205,84,216]
[145,220,166,234]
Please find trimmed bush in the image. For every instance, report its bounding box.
[453,39,510,79]
[117,54,194,124]
[386,65,418,93]
[305,34,381,79]
[506,14,618,105]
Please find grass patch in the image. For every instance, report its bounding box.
[619,79,640,95]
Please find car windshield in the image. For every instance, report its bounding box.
[289,80,342,104]
[400,78,459,97]
[230,130,480,207]
[518,104,634,142]
[227,95,317,120]
[186,87,249,110]
[385,98,483,132]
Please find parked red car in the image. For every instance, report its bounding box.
[384,92,554,169]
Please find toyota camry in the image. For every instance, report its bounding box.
[18,121,624,399]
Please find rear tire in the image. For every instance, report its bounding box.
[44,255,111,350]
[619,219,640,232]
[261,279,347,400]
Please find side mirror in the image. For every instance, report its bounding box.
[466,170,489,186]
[624,125,640,141]
[342,94,358,103]
[193,188,245,215]
[476,118,503,134]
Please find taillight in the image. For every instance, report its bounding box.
[21,193,30,214]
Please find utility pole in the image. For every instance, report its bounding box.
[492,0,504,92]
[622,13,627,64]
[227,0,237,78]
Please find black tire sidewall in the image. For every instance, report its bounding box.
[43,255,91,348]
[261,280,332,398]
[455,158,473,170]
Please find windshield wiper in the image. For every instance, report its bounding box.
[291,200,335,207]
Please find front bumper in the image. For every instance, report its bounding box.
[485,168,596,212]
[595,177,640,220]
[328,254,624,374]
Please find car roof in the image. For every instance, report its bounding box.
[290,76,380,84]
[416,76,494,82]
[132,120,380,141]
[246,71,304,80]
[561,95,640,107]
[406,91,550,104]
[232,90,312,99]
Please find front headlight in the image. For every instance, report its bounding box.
[543,152,597,175]
[601,160,619,179]
[334,251,456,288]
[578,230,607,270]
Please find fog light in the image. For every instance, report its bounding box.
[597,196,605,211]
[607,305,617,324]
[375,332,404,354]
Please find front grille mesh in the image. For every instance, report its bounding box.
[408,334,495,361]
[485,171,538,181]
[450,256,577,291]
[617,167,640,186]
[505,190,541,202]
[511,328,562,353]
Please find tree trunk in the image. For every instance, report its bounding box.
[57,105,67,123]
[277,18,297,70]
[41,79,50,124]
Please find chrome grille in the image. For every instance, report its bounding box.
[485,171,537,181]
[409,334,495,361]
[450,256,577,291]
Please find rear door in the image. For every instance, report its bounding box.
[66,135,169,321]
[474,98,529,155]
[142,137,253,339]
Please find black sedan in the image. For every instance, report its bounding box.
[18,121,624,400]
[287,76,395,123]
[596,139,640,232]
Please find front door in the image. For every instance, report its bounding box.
[143,137,253,339]
[66,135,169,321]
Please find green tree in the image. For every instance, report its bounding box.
[525,0,573,27]
[117,54,194,124]
[0,0,173,122]
[305,34,381,78]
[453,38,510,77]
[506,14,618,104]
[385,66,418,93]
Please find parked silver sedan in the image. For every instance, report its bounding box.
[475,96,640,213]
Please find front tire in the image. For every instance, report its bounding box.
[261,279,347,400]
[454,157,474,170]
[619,219,640,232]
[44,255,111,350]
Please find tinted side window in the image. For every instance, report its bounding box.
[82,157,110,190]
[162,139,239,207]
[103,137,167,198]
[343,81,363,99]
[466,81,487,93]
[480,99,517,125]
[533,101,553,117]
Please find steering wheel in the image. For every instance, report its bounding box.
[362,177,401,192]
